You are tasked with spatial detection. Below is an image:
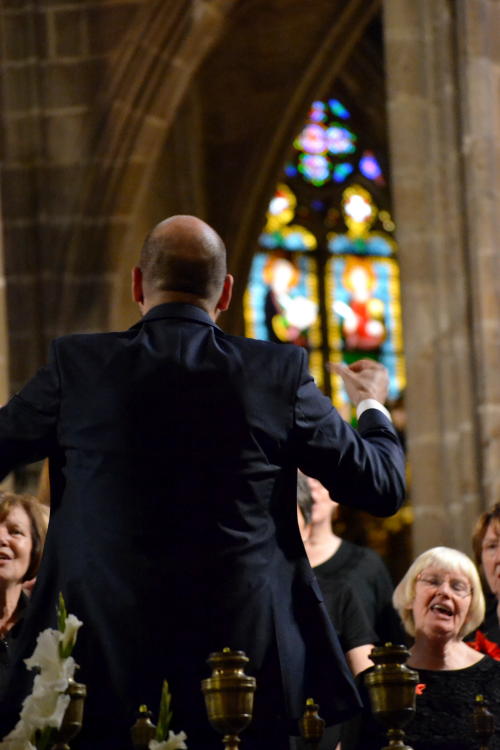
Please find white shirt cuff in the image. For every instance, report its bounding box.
[356,398,392,422]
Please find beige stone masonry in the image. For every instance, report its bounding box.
[384,0,500,552]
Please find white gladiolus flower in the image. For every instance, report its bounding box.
[24,629,61,675]
[31,657,76,695]
[61,615,83,656]
[0,718,35,750]
[149,731,188,750]
[24,625,77,690]
[19,686,70,730]
[0,605,82,750]
[0,736,37,750]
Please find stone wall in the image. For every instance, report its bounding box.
[384,0,500,552]
[0,0,237,391]
[0,0,144,390]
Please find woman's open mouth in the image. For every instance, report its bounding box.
[430,603,453,617]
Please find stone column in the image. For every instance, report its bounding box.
[383,0,500,553]
[456,0,500,512]
[0,189,9,407]
[0,189,12,490]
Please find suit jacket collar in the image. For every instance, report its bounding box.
[130,302,221,330]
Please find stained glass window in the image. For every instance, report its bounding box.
[244,97,405,417]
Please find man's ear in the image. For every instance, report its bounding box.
[216,274,234,313]
[131,266,144,305]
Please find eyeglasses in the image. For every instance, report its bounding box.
[482,540,500,557]
[417,574,472,598]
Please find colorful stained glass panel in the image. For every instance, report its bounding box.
[245,251,321,368]
[328,98,350,120]
[359,150,384,183]
[326,126,356,155]
[327,255,404,407]
[243,97,405,409]
[294,124,327,155]
[297,154,330,186]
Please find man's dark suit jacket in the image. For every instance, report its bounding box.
[0,303,405,747]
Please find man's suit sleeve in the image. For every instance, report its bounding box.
[0,341,60,479]
[290,348,405,517]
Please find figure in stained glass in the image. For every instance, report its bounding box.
[334,258,386,359]
[263,252,317,349]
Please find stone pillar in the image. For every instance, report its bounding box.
[383,0,500,553]
[0,189,12,490]
[456,0,500,511]
[0,189,9,407]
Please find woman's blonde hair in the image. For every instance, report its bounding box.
[392,546,485,638]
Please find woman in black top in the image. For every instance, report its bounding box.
[0,492,47,692]
[351,546,500,750]
[297,471,405,646]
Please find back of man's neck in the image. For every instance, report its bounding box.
[143,292,212,317]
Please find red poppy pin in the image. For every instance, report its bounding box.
[467,630,500,660]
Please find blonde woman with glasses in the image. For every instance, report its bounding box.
[349,547,500,750]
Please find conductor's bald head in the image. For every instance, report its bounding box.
[133,215,233,318]
[141,215,227,300]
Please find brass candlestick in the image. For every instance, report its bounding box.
[50,678,87,750]
[472,694,495,750]
[299,698,325,749]
[130,705,157,750]
[201,647,256,750]
[364,643,418,750]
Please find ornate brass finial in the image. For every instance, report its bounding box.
[299,698,325,748]
[201,648,256,750]
[364,643,418,750]
[472,694,495,750]
[130,704,157,750]
[50,678,87,750]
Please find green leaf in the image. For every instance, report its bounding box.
[57,592,67,633]
[57,593,69,659]
[155,679,173,741]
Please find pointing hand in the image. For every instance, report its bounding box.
[327,359,389,406]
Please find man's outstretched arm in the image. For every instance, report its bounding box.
[0,343,60,479]
[293,354,406,517]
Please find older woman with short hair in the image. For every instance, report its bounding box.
[393,546,485,652]
[0,492,48,691]
[350,546,500,750]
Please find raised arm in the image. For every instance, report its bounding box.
[292,351,405,517]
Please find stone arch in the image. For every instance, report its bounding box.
[52,0,239,335]
[109,0,383,332]
[225,0,382,329]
